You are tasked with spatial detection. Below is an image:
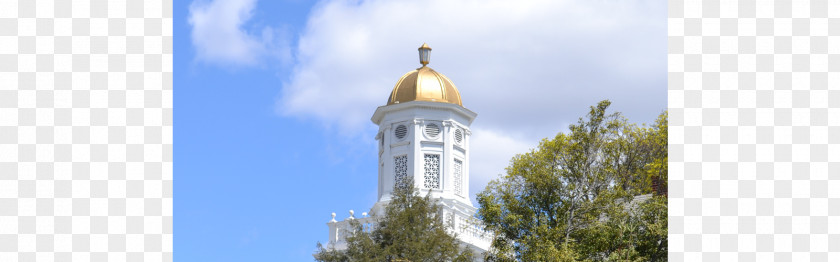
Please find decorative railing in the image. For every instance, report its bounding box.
[326,210,376,250]
[326,209,493,251]
[454,215,493,249]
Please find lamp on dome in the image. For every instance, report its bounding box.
[418,43,432,66]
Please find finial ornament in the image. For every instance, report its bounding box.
[418,43,432,66]
[330,212,337,222]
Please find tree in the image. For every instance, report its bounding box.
[314,184,474,262]
[476,100,667,261]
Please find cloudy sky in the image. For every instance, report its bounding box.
[177,0,665,260]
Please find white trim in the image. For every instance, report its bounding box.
[371,101,477,125]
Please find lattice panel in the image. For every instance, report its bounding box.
[424,154,441,189]
[394,155,409,190]
[454,159,463,196]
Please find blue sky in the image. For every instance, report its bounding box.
[175,0,666,260]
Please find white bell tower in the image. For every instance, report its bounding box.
[370,43,477,209]
[327,44,491,254]
[370,44,489,252]
[371,100,476,206]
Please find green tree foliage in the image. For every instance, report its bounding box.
[314,184,474,262]
[477,100,667,261]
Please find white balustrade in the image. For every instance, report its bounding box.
[326,210,492,251]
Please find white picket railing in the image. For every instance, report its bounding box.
[326,210,492,251]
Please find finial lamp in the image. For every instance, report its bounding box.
[418,43,432,66]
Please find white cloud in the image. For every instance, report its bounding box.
[466,128,539,200]
[188,0,291,66]
[279,0,667,196]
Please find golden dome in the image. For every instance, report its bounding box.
[386,44,462,106]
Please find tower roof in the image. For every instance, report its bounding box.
[385,43,463,106]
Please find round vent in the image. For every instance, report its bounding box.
[425,123,440,137]
[454,129,463,144]
[394,125,407,140]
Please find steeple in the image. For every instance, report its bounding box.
[372,43,477,207]
[327,44,491,254]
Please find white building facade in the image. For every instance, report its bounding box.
[326,44,492,255]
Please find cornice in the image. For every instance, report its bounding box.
[371,101,478,125]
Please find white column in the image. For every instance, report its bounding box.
[412,119,423,190]
[327,213,337,243]
[463,128,471,200]
[442,120,453,196]
[380,125,392,201]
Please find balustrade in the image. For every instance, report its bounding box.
[326,210,492,250]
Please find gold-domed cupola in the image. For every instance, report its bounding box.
[386,43,463,106]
